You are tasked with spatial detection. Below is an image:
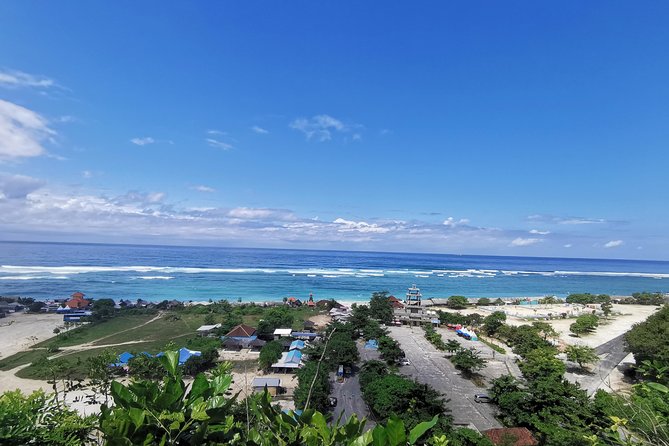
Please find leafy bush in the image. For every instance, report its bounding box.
[0,389,95,445]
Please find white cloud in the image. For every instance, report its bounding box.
[529,229,550,235]
[352,133,361,141]
[0,173,45,199]
[206,138,233,150]
[509,237,541,247]
[564,243,572,248]
[251,126,268,134]
[290,114,353,141]
[82,170,93,179]
[227,207,294,221]
[604,240,623,248]
[207,129,227,136]
[333,217,390,233]
[528,214,608,225]
[0,99,55,160]
[130,137,155,146]
[192,185,215,193]
[0,69,55,89]
[443,217,470,227]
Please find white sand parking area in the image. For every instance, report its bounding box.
[0,312,62,358]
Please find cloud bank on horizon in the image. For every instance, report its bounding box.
[0,2,667,259]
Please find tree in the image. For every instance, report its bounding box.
[91,298,116,321]
[349,304,372,332]
[539,295,561,304]
[326,332,359,367]
[625,304,669,365]
[570,314,599,337]
[445,339,461,356]
[359,360,389,387]
[378,335,404,365]
[518,347,566,382]
[601,300,613,318]
[257,307,294,338]
[370,291,394,324]
[258,340,284,371]
[482,311,506,336]
[450,349,487,377]
[86,349,118,405]
[632,291,664,305]
[203,313,216,325]
[28,301,45,313]
[294,361,330,412]
[447,295,469,309]
[565,345,599,371]
[531,321,558,341]
[566,293,610,304]
[476,298,491,307]
[494,298,505,306]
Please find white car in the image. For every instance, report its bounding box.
[400,359,411,366]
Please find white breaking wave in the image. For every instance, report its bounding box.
[0,275,70,280]
[0,264,667,279]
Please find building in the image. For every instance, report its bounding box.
[393,285,438,326]
[273,328,293,339]
[271,349,303,372]
[196,323,221,336]
[289,340,306,351]
[483,428,538,446]
[66,293,90,310]
[222,324,259,348]
[388,295,404,309]
[251,378,282,396]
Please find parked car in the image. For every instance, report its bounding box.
[328,397,338,407]
[400,359,411,366]
[474,394,492,403]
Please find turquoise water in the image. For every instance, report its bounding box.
[0,241,668,303]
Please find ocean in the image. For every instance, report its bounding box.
[0,241,668,303]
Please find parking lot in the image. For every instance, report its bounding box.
[388,326,502,432]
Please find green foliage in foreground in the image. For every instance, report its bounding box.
[0,389,95,446]
[1,351,447,445]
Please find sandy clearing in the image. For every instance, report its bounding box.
[432,304,659,348]
[0,312,62,359]
[308,313,331,328]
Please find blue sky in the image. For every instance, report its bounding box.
[0,1,668,259]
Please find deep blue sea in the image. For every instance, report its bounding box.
[0,241,668,303]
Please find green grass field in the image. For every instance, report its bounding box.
[34,314,156,349]
[0,349,49,371]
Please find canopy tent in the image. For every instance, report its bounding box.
[111,351,135,367]
[178,347,201,365]
[364,339,378,349]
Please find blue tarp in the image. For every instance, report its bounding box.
[178,347,201,365]
[111,351,135,367]
[364,339,379,349]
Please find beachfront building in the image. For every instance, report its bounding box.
[251,378,282,396]
[393,285,438,326]
[66,292,90,310]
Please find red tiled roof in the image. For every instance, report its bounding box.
[484,428,538,446]
[388,295,401,302]
[66,296,90,309]
[225,324,257,338]
[71,292,85,298]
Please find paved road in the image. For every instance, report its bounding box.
[330,341,377,428]
[568,333,630,395]
[388,326,502,432]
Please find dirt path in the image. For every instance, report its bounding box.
[89,312,163,346]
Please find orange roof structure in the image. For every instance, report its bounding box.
[483,428,538,446]
[225,324,257,338]
[66,296,90,309]
[71,292,85,299]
